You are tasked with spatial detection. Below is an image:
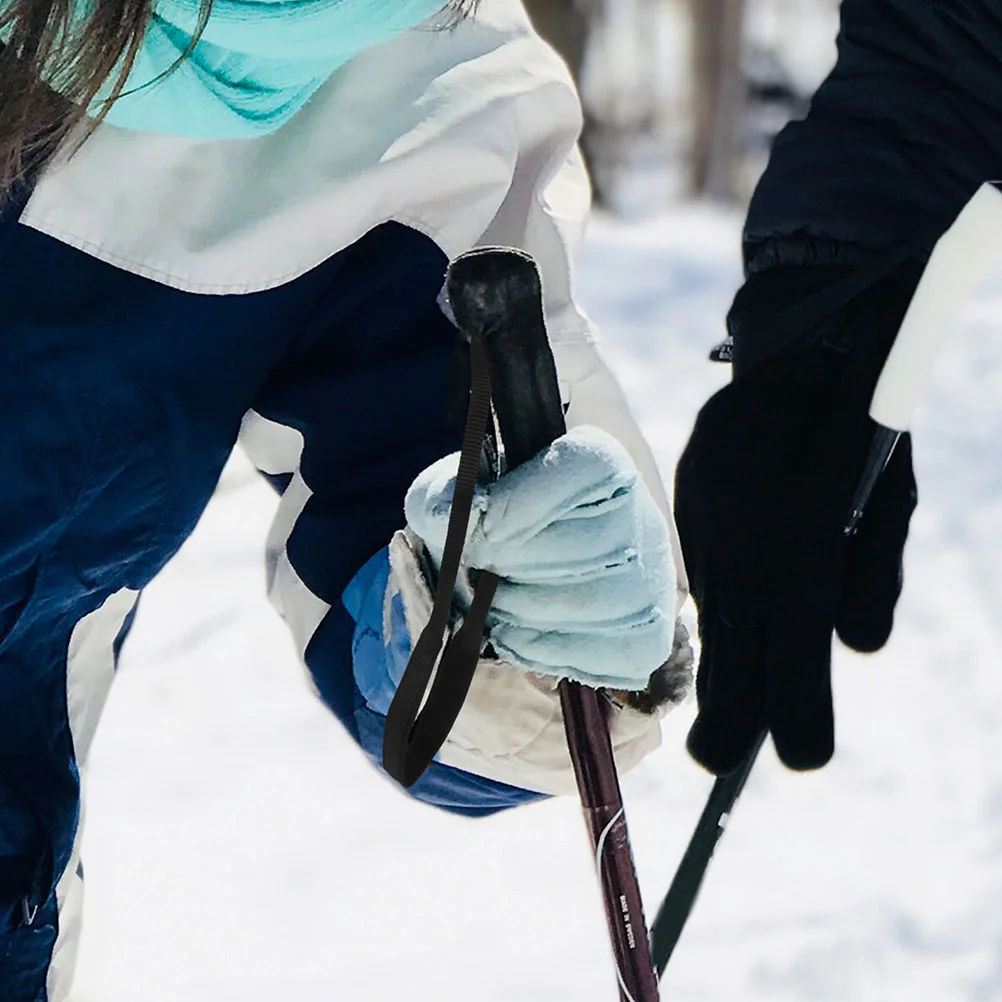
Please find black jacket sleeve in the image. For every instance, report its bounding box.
[745,0,1002,271]
[732,0,1002,373]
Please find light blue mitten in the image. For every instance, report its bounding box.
[405,425,677,691]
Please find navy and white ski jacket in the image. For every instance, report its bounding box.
[0,3,682,998]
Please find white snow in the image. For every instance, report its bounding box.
[71,203,1002,1001]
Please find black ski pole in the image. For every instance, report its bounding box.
[649,729,764,976]
[649,181,1002,979]
[649,424,899,977]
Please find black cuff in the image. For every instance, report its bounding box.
[726,246,928,383]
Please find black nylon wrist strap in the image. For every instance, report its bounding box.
[382,334,502,788]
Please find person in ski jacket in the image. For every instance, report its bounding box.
[0,1,688,997]
[674,0,997,778]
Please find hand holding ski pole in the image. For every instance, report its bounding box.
[677,183,1002,777]
[384,248,666,1001]
[451,249,663,1002]
[405,422,676,693]
[674,350,917,776]
[656,182,1002,976]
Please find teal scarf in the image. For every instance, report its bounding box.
[94,0,450,138]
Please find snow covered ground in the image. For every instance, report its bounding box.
[71,205,1002,1002]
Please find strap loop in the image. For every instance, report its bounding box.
[382,334,500,787]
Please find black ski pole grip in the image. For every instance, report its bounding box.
[446,248,567,459]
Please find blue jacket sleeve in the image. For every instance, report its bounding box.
[342,547,547,816]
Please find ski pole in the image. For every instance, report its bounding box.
[446,248,660,1002]
[382,247,659,1000]
[649,728,764,976]
[650,181,1002,979]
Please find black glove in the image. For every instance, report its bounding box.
[674,270,919,776]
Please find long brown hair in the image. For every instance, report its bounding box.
[0,0,479,206]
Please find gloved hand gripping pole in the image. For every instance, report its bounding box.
[650,181,1002,979]
[383,248,660,1002]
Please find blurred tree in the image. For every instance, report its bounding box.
[522,0,612,206]
[522,0,590,79]
[688,0,747,201]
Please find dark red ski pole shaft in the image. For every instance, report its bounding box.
[448,248,660,1002]
[560,683,661,1002]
